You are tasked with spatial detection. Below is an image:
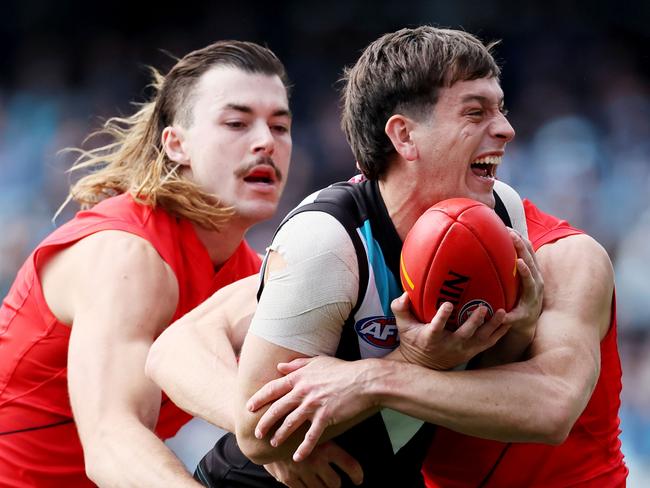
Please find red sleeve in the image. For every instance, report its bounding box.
[523,199,583,251]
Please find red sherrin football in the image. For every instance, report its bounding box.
[399,198,520,329]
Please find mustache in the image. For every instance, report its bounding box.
[234,156,283,182]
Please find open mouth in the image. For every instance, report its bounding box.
[243,168,276,184]
[470,155,501,179]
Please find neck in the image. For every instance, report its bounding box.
[192,220,249,269]
[378,170,442,241]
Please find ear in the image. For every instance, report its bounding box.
[161,126,190,166]
[385,114,418,162]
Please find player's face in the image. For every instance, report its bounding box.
[412,77,514,208]
[181,66,292,225]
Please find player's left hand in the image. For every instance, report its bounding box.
[391,292,509,370]
[502,230,544,341]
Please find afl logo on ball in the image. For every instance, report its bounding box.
[354,316,399,349]
[458,299,493,325]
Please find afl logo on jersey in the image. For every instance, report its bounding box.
[354,316,399,349]
[458,299,493,325]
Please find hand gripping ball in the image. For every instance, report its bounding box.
[399,198,520,330]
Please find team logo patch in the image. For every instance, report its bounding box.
[354,316,399,349]
[458,299,493,325]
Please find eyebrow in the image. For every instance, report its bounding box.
[460,95,505,106]
[223,103,292,118]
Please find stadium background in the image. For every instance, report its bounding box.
[1,0,648,484]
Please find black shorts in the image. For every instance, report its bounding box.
[194,431,426,487]
[193,433,283,488]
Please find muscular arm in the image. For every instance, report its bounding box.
[43,231,199,487]
[250,233,612,457]
[147,265,365,486]
[233,244,373,465]
[145,275,258,431]
[236,253,507,465]
[373,233,610,442]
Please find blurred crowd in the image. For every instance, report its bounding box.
[1,1,648,484]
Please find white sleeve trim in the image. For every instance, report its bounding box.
[494,180,529,239]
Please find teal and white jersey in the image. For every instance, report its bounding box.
[256,180,433,487]
[254,178,525,488]
[352,218,403,358]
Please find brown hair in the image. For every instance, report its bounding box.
[61,40,289,229]
[341,26,500,180]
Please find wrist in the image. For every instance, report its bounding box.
[385,347,409,363]
[363,358,397,410]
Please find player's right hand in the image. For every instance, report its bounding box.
[264,441,363,487]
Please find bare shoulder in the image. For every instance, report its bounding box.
[537,233,613,284]
[536,233,613,338]
[41,230,179,331]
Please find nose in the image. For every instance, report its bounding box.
[491,112,516,143]
[252,122,275,156]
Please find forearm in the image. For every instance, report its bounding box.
[147,325,238,431]
[148,277,259,431]
[373,353,589,444]
[84,417,200,487]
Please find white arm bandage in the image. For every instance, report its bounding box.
[249,212,359,357]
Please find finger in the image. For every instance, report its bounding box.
[293,416,329,462]
[277,357,315,375]
[314,464,342,488]
[478,310,508,344]
[322,442,364,486]
[264,461,312,488]
[509,229,530,259]
[475,308,506,339]
[502,265,534,319]
[392,293,426,331]
[502,260,535,325]
[453,305,486,339]
[511,232,541,283]
[519,234,538,264]
[429,302,454,333]
[247,376,293,413]
[503,304,526,325]
[503,287,531,323]
[489,321,512,345]
[255,393,303,440]
[390,292,411,316]
[516,257,536,298]
[270,404,315,447]
[297,474,325,488]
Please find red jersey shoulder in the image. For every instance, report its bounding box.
[523,199,583,251]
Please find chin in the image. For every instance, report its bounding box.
[236,202,279,223]
[475,192,496,208]
[462,188,495,208]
